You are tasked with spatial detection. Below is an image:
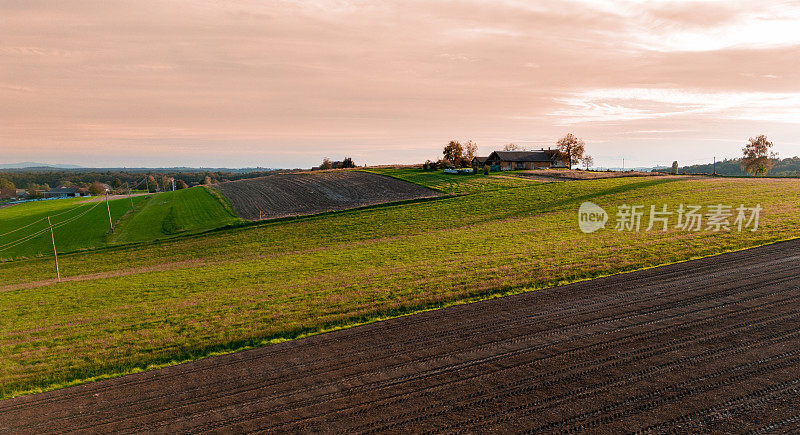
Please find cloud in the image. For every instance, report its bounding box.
[550,88,800,124]
[1,0,799,167]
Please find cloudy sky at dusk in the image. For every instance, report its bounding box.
[2,0,800,168]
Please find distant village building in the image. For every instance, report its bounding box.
[485,149,566,171]
[43,187,81,198]
[0,188,17,199]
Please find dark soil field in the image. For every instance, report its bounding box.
[3,239,800,433]
[214,170,440,220]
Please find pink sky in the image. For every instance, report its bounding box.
[2,0,799,168]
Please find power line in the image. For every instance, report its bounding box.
[0,201,93,239]
[0,202,101,253]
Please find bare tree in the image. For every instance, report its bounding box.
[556,133,585,169]
[741,135,777,176]
[503,143,522,151]
[580,155,594,170]
[463,140,478,161]
[89,181,106,196]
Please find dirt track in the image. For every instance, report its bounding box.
[215,171,440,220]
[3,240,800,433]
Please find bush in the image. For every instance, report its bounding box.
[483,165,490,175]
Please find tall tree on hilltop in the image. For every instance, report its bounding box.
[741,135,777,176]
[555,133,585,169]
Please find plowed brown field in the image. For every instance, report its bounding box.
[214,171,440,220]
[3,240,800,433]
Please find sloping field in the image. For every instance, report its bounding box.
[214,171,440,220]
[109,186,240,244]
[366,167,537,194]
[3,240,800,432]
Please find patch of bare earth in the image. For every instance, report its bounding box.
[214,171,440,220]
[514,169,673,181]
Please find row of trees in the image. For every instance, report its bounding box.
[0,169,286,193]
[665,135,780,176]
[438,134,594,170]
[318,157,356,170]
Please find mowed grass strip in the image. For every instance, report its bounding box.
[365,167,538,194]
[109,186,241,244]
[1,176,799,398]
[0,196,148,261]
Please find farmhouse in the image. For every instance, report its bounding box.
[485,149,566,171]
[472,156,488,167]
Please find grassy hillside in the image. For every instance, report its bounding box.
[365,167,537,194]
[0,196,148,261]
[110,187,240,244]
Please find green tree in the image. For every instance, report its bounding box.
[341,157,356,168]
[556,133,585,169]
[442,140,464,164]
[175,179,188,190]
[671,161,679,174]
[319,158,332,170]
[0,177,14,191]
[147,175,159,192]
[741,135,778,176]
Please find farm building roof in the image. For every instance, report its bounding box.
[489,150,559,162]
[472,156,489,163]
[44,187,79,195]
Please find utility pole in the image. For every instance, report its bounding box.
[47,216,60,282]
[172,178,175,191]
[713,156,716,175]
[105,191,114,232]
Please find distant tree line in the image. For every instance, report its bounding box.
[655,157,800,176]
[0,168,292,193]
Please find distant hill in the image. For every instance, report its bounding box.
[0,162,83,169]
[654,157,800,176]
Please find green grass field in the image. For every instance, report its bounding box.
[0,196,148,261]
[366,167,538,194]
[0,187,239,261]
[2,173,800,399]
[109,187,240,244]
